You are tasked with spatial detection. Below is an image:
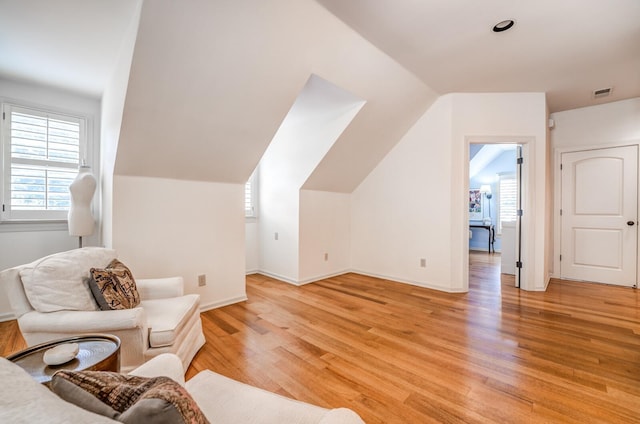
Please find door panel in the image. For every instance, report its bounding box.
[561,145,637,286]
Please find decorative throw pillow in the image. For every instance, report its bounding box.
[51,371,210,424]
[89,259,141,310]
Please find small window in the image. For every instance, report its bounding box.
[1,104,86,221]
[245,168,258,218]
[498,173,517,233]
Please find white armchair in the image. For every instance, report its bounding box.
[0,248,205,372]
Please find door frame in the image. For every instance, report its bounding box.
[464,136,535,291]
[553,141,640,286]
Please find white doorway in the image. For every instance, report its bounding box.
[560,145,638,287]
[468,142,523,288]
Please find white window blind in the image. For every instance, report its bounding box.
[245,168,258,218]
[2,104,85,221]
[498,173,517,233]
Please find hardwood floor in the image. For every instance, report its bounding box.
[2,252,639,422]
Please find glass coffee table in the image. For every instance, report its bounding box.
[6,334,120,385]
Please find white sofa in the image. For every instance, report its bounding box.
[0,248,205,372]
[0,353,365,423]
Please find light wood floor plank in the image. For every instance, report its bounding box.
[2,252,639,422]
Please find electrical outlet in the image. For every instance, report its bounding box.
[274,232,279,240]
[324,253,329,261]
[420,258,426,268]
[198,274,206,286]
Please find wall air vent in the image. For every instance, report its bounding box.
[593,87,612,99]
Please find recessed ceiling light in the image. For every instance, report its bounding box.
[493,20,515,33]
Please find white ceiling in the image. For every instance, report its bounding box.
[0,1,637,111]
[315,0,640,112]
[0,0,139,97]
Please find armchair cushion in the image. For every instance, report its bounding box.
[17,308,146,334]
[136,277,184,300]
[143,294,200,348]
[89,259,141,310]
[19,247,116,313]
[51,371,209,424]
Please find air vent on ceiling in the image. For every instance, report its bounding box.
[593,87,612,99]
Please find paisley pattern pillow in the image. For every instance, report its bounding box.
[89,259,141,310]
[51,370,209,424]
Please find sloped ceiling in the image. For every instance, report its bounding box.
[115,0,437,191]
[0,0,137,97]
[316,0,640,112]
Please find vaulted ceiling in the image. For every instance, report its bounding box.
[316,0,640,112]
[0,0,638,190]
[2,0,636,112]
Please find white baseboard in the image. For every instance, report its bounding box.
[200,295,248,312]
[251,269,352,286]
[349,269,467,293]
[296,270,351,285]
[252,268,468,293]
[254,270,300,286]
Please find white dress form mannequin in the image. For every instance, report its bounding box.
[68,165,96,247]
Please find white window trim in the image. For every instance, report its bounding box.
[1,101,93,225]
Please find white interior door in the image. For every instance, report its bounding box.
[560,145,638,286]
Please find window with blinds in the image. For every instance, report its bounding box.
[498,173,517,233]
[245,168,258,218]
[2,104,85,221]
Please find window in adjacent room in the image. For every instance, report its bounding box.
[498,172,517,234]
[1,104,86,221]
[245,168,258,219]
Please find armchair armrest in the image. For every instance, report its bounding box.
[129,353,186,385]
[136,277,184,300]
[18,308,147,333]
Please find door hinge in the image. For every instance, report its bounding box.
[517,209,523,216]
[2,204,4,212]
[516,261,523,269]
[560,163,563,170]
[2,112,4,120]
[517,157,523,165]
[560,209,562,216]
[559,254,562,261]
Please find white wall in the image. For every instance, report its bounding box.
[550,98,640,149]
[299,190,351,282]
[352,96,455,290]
[245,221,260,274]
[451,93,548,291]
[112,176,247,310]
[550,97,640,277]
[352,92,549,292]
[0,78,101,320]
[258,75,364,283]
[101,0,142,248]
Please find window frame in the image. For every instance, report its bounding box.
[1,102,90,224]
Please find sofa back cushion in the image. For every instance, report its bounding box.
[0,358,116,423]
[20,247,117,313]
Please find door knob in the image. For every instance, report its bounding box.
[627,221,635,226]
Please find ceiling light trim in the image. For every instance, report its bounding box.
[492,19,515,33]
